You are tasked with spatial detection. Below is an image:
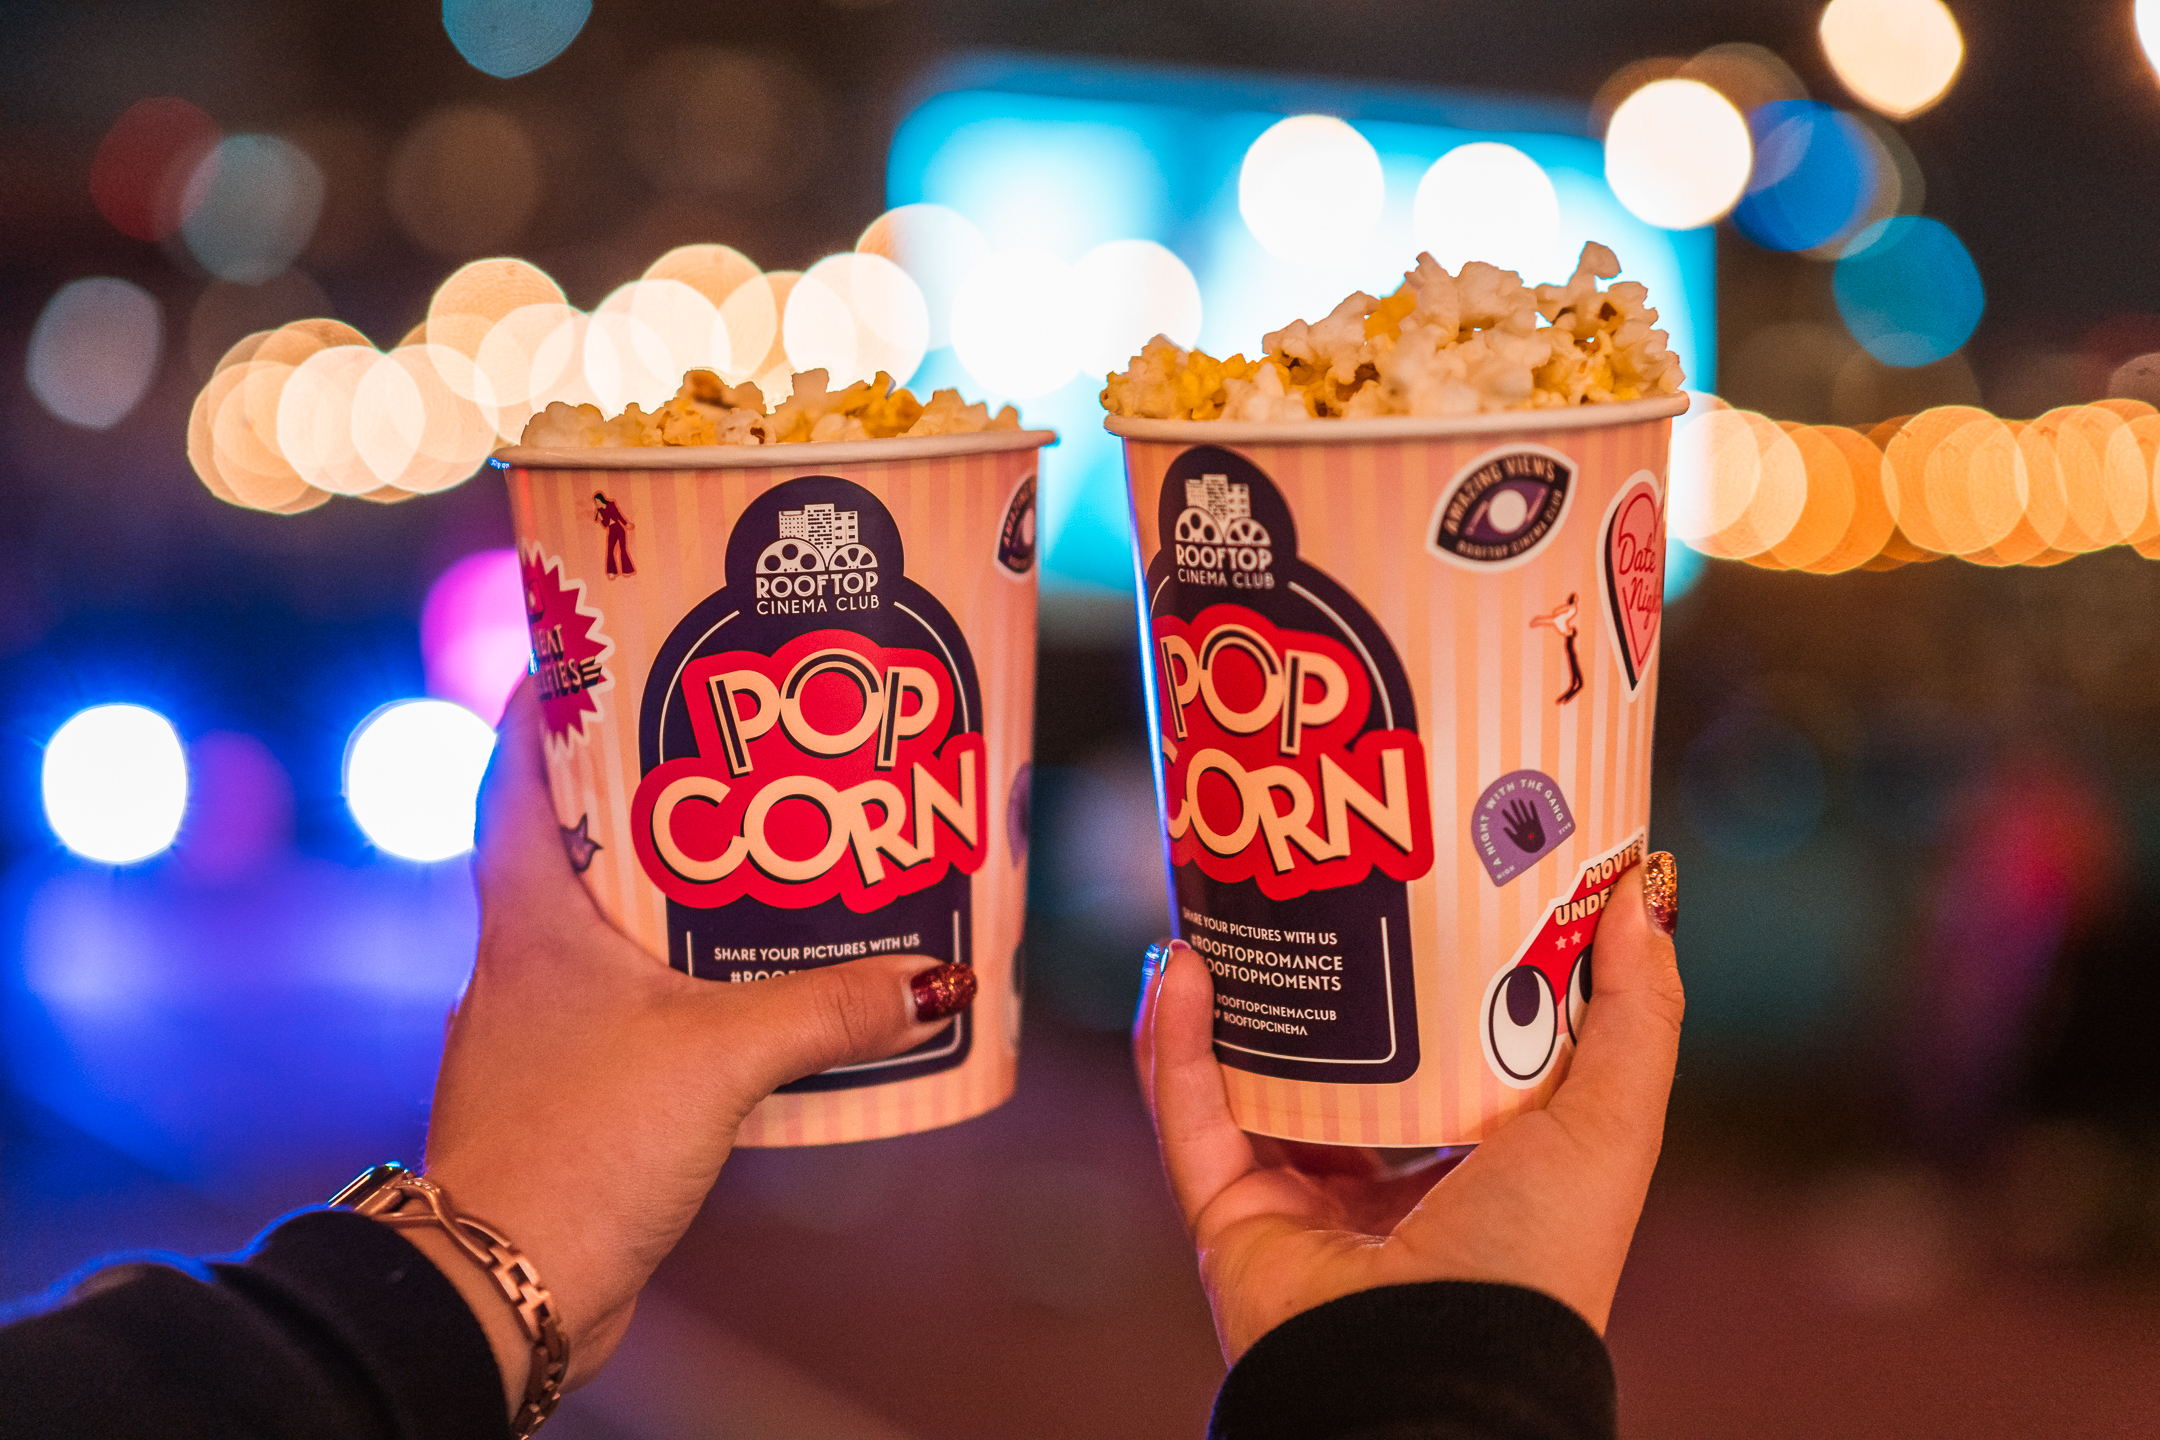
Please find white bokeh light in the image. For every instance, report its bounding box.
[344,699,498,862]
[857,204,988,352]
[1073,240,1202,377]
[26,278,164,430]
[1237,115,1385,267]
[784,252,930,386]
[43,704,189,865]
[1412,143,1562,279]
[1604,79,1753,231]
[1820,0,1964,119]
[950,248,1083,399]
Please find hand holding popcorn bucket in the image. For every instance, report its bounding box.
[496,421,1052,1146]
[1108,244,1688,1146]
[1114,401,1683,1146]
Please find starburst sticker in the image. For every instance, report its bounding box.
[523,544,613,750]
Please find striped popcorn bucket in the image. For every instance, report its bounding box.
[495,428,1052,1145]
[1111,395,1685,1147]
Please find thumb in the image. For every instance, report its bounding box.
[719,955,976,1094]
[1543,852,1683,1177]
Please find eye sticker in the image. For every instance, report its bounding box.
[1428,443,1578,572]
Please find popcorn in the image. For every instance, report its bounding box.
[518,369,1022,447]
[1101,242,1685,421]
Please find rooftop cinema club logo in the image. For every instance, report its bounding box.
[1173,473,1276,590]
[753,501,882,615]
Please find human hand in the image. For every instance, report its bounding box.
[1134,855,1680,1362]
[412,682,973,1412]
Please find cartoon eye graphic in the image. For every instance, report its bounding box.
[1173,506,1223,544]
[1485,964,1558,1083]
[757,538,827,573]
[1461,480,1554,546]
[1565,946,1592,1043]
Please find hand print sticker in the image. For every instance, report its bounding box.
[1470,769,1576,887]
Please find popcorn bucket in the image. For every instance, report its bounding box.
[1112,396,1685,1147]
[495,429,1052,1145]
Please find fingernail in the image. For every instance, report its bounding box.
[1642,851,1678,936]
[910,963,977,1023]
[1142,939,1176,993]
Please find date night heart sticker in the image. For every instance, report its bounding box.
[1600,473,1664,693]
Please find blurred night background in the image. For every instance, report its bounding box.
[9,1,2160,1435]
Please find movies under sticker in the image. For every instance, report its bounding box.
[1147,446,1430,1086]
[634,475,985,1092]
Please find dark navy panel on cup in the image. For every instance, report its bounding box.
[1144,446,1427,1086]
[635,475,983,1092]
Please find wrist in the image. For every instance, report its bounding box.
[394,1221,534,1421]
[327,1163,571,1434]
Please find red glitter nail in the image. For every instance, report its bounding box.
[910,963,977,1022]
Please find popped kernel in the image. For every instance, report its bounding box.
[1101,242,1685,422]
[519,368,1021,448]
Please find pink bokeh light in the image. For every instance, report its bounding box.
[421,548,529,724]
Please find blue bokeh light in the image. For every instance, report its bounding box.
[1731,101,1877,254]
[1833,216,1984,368]
[887,59,1716,594]
[443,0,591,80]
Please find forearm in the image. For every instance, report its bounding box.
[0,1211,505,1440]
[1210,1281,1617,1440]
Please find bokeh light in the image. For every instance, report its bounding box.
[952,249,1082,399]
[1834,217,1984,368]
[590,277,728,410]
[344,700,497,862]
[422,550,529,724]
[1820,0,1965,120]
[387,106,542,258]
[1411,142,1562,279]
[179,135,325,284]
[1237,116,1385,267]
[43,705,189,865]
[784,252,930,387]
[277,344,382,495]
[1679,42,1809,116]
[857,204,988,352]
[1732,101,1879,253]
[27,278,163,430]
[1072,240,1202,378]
[1604,79,1752,231]
[89,97,220,242]
[1668,406,1807,559]
[442,0,591,79]
[2140,0,2160,86]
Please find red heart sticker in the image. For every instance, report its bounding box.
[1600,474,1663,693]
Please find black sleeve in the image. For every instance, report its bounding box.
[0,1209,507,1440]
[1209,1281,1617,1440]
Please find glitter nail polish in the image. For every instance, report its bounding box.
[1642,851,1678,936]
[910,963,977,1023]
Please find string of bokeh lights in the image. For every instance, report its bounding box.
[34,0,2160,871]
